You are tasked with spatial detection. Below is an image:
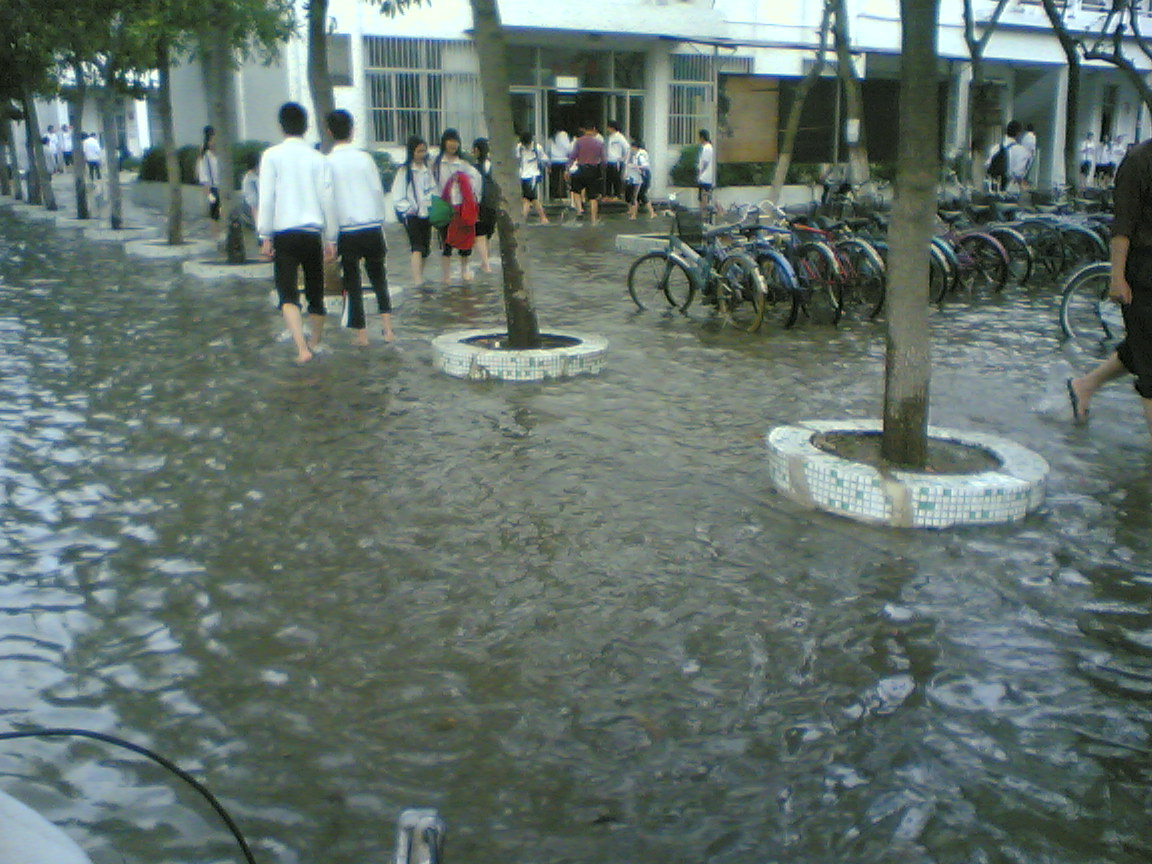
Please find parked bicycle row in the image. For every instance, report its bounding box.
[626,194,1112,334]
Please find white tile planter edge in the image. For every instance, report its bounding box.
[766,419,1050,529]
[431,329,608,381]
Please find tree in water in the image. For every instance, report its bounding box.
[466,0,541,348]
[882,0,940,468]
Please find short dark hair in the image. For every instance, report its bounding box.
[698,128,711,143]
[607,119,620,132]
[326,109,353,141]
[1005,119,1022,139]
[245,151,260,171]
[519,131,532,146]
[279,102,308,136]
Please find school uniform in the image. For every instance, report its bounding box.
[605,131,629,198]
[548,131,571,198]
[624,147,652,206]
[391,163,435,257]
[433,156,482,256]
[328,142,390,330]
[82,136,102,179]
[516,141,546,201]
[197,150,220,220]
[257,136,338,315]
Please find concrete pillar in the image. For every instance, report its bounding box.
[946,61,973,159]
[1045,64,1068,189]
[646,42,672,196]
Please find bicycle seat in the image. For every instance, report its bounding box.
[844,216,875,232]
[968,204,992,221]
[938,210,965,224]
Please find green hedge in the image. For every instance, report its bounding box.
[139,140,271,188]
[672,148,897,189]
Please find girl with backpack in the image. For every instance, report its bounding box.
[515,131,549,224]
[471,137,498,274]
[624,138,655,220]
[390,135,436,288]
[433,129,481,284]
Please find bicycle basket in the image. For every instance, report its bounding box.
[675,209,706,252]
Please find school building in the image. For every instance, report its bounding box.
[37,0,1152,194]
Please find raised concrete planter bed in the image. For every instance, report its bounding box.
[9,203,62,222]
[183,258,272,280]
[124,238,215,259]
[766,419,1049,529]
[432,329,607,381]
[83,224,159,242]
[615,233,666,255]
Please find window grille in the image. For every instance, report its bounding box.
[669,54,715,146]
[363,36,482,146]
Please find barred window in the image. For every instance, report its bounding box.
[669,55,715,147]
[363,37,482,146]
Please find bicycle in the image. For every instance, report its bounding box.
[627,209,769,332]
[1059,261,1125,352]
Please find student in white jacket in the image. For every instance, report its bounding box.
[257,102,338,365]
[326,109,393,345]
[391,135,436,289]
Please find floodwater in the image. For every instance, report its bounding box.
[0,206,1149,864]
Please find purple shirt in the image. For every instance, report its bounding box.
[569,135,605,166]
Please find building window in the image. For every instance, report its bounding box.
[363,36,482,146]
[328,34,353,87]
[669,54,715,147]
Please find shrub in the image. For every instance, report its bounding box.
[231,140,269,187]
[670,144,701,187]
[138,146,168,182]
[137,141,270,188]
[371,150,396,189]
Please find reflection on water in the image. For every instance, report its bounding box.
[1,209,1150,864]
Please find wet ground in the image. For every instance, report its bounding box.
[1,188,1150,864]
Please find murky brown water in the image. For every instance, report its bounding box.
[1,204,1150,864]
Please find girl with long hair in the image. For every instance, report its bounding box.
[390,135,435,288]
[432,128,482,284]
[197,125,220,239]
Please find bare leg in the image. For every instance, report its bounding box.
[534,199,549,224]
[308,313,325,351]
[381,312,395,342]
[1070,352,1127,421]
[441,253,451,284]
[476,236,491,273]
[353,328,369,347]
[461,256,473,283]
[589,198,599,226]
[281,304,313,364]
[410,251,424,287]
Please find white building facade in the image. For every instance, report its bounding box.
[154,0,1152,193]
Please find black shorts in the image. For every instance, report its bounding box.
[402,215,432,257]
[626,181,649,206]
[475,206,496,238]
[1117,246,1152,399]
[207,187,220,221]
[520,178,539,201]
[571,164,602,199]
[272,230,325,315]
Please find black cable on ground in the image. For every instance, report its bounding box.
[0,727,256,864]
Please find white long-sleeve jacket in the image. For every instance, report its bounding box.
[326,143,387,233]
[257,137,337,242]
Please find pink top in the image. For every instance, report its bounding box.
[569,135,605,166]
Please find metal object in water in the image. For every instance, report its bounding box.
[394,808,446,864]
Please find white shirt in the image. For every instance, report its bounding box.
[242,171,260,210]
[697,141,716,185]
[257,136,337,242]
[82,136,101,162]
[516,142,546,180]
[1080,137,1096,162]
[548,131,570,163]
[1020,130,1036,157]
[61,131,73,153]
[390,163,435,217]
[47,133,60,156]
[624,148,650,185]
[327,142,387,232]
[606,131,629,165]
[433,155,482,206]
[197,150,219,187]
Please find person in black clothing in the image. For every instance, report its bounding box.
[1068,139,1152,438]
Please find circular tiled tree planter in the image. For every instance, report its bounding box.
[183,258,272,280]
[124,238,216,259]
[431,329,607,381]
[766,419,1049,529]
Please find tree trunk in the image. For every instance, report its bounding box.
[200,25,240,259]
[99,90,123,229]
[5,119,23,200]
[307,0,336,153]
[157,40,183,244]
[832,0,871,185]
[469,0,542,348]
[21,92,57,210]
[770,1,832,203]
[882,0,939,468]
[67,64,90,219]
[0,120,12,197]
[1041,0,1083,192]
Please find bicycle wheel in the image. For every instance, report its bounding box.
[836,238,886,320]
[717,253,767,333]
[955,233,1009,299]
[931,236,961,300]
[1059,224,1108,272]
[759,252,801,328]
[1017,220,1065,282]
[1059,262,1124,350]
[929,246,949,304]
[989,226,1034,288]
[627,252,696,312]
[795,241,843,325]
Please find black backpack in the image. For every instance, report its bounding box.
[988,142,1011,184]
